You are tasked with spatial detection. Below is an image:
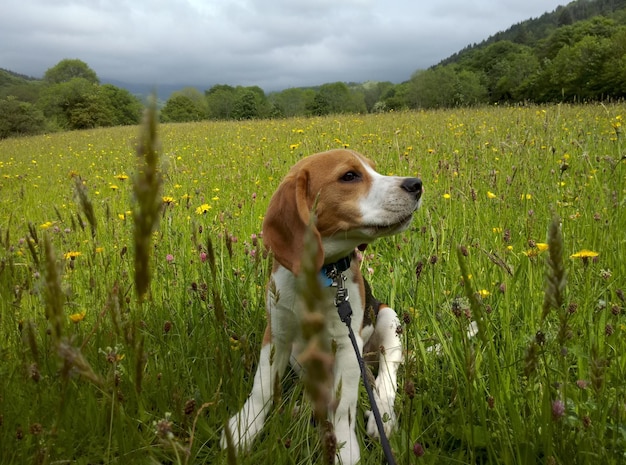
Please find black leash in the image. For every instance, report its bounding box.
[330,270,397,465]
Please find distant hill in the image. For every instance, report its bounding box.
[100,78,196,102]
[439,0,626,66]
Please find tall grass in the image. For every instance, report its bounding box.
[0,104,624,464]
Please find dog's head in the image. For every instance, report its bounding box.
[262,149,423,274]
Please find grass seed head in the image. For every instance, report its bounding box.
[542,215,566,321]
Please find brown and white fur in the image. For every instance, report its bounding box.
[221,149,423,464]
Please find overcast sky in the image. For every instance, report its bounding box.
[2,0,566,91]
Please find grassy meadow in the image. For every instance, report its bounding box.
[0,104,625,464]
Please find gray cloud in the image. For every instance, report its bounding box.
[1,0,565,91]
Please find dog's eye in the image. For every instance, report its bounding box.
[340,171,360,182]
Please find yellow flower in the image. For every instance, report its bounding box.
[110,184,118,190]
[478,289,490,298]
[195,204,211,215]
[162,196,175,205]
[487,191,497,199]
[64,251,82,260]
[442,193,451,199]
[570,250,599,259]
[521,193,532,200]
[115,173,129,181]
[118,213,125,220]
[69,311,86,323]
[40,221,54,229]
[536,243,549,252]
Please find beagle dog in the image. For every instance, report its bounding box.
[222,149,423,464]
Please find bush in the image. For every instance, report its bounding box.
[0,97,46,138]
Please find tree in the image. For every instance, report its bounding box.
[268,88,315,117]
[99,84,142,125]
[161,95,204,122]
[546,35,613,100]
[405,66,487,109]
[306,92,331,116]
[232,90,258,119]
[0,97,46,138]
[171,87,208,116]
[44,59,99,85]
[362,81,394,112]
[306,82,367,115]
[206,84,236,119]
[38,77,114,130]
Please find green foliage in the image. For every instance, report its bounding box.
[268,87,315,117]
[0,60,141,137]
[205,84,237,119]
[43,58,99,85]
[0,97,47,138]
[100,84,143,125]
[402,66,487,109]
[38,78,113,130]
[161,95,205,123]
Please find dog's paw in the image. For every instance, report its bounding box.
[220,413,258,452]
[365,408,396,439]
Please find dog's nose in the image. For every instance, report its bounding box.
[401,178,422,197]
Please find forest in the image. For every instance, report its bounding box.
[2,0,626,138]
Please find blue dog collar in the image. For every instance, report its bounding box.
[318,255,352,287]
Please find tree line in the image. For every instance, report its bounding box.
[0,59,143,138]
[3,0,626,138]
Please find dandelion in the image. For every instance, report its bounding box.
[570,249,599,259]
[110,184,118,190]
[69,311,86,323]
[115,173,129,181]
[487,191,497,199]
[523,242,549,257]
[64,251,82,260]
[478,289,490,298]
[195,204,211,215]
[40,221,54,229]
[162,196,175,205]
[442,193,451,199]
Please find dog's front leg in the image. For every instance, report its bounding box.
[365,305,402,438]
[331,336,362,465]
[221,338,290,452]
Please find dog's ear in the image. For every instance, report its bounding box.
[262,169,323,275]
